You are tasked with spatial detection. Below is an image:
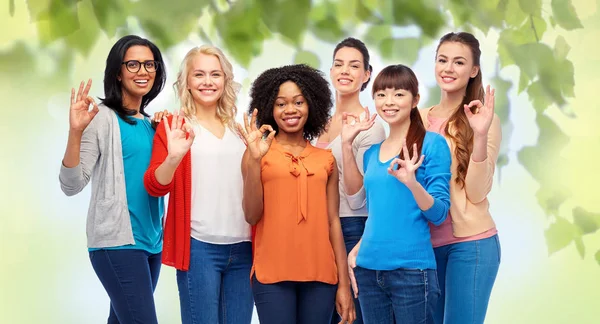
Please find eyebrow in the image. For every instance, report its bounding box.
[276,94,304,99]
[192,69,223,73]
[437,54,467,60]
[334,59,362,64]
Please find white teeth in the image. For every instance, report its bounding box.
[134,80,148,84]
[338,79,351,85]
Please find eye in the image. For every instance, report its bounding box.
[195,73,204,77]
[376,93,385,97]
[212,73,222,77]
[295,100,304,106]
[145,61,156,69]
[395,93,404,97]
[456,61,464,65]
[127,61,139,69]
[351,65,359,69]
[437,58,446,63]
[334,63,342,67]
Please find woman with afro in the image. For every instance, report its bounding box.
[238,64,355,324]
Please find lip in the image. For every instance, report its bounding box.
[133,79,150,87]
[337,78,353,85]
[440,76,456,83]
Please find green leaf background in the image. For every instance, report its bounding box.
[2,0,600,323]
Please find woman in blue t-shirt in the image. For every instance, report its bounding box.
[341,64,451,324]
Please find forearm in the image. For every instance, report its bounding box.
[62,130,83,168]
[329,216,350,287]
[154,155,183,186]
[406,181,434,211]
[342,143,363,195]
[471,133,488,162]
[242,158,264,225]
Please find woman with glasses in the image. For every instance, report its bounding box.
[59,35,167,324]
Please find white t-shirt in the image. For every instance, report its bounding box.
[189,124,250,244]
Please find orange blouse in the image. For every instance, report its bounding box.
[252,139,338,285]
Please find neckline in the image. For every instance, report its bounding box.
[273,138,312,157]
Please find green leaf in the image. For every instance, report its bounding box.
[391,1,443,37]
[310,17,345,43]
[518,0,541,16]
[214,0,266,67]
[573,206,600,235]
[362,25,392,49]
[134,0,210,49]
[551,0,583,30]
[90,0,128,38]
[544,216,577,255]
[574,236,585,258]
[504,0,528,26]
[379,37,421,65]
[518,71,529,93]
[558,59,575,98]
[355,0,383,24]
[65,0,101,56]
[553,35,571,60]
[294,50,320,69]
[595,250,600,265]
[35,0,80,43]
[490,74,512,122]
[258,0,310,46]
[9,0,15,16]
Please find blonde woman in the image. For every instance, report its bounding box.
[144,45,253,324]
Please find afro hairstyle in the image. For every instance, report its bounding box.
[248,64,333,141]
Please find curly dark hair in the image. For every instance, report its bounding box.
[248,64,333,141]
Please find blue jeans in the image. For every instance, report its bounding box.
[354,266,440,324]
[252,275,337,324]
[331,217,366,324]
[433,234,501,324]
[176,238,253,324]
[89,249,161,324]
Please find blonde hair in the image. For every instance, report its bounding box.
[174,45,240,130]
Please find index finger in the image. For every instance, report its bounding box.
[402,139,410,160]
[250,108,258,131]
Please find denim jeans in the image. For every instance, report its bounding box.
[331,217,366,324]
[433,234,501,324]
[176,238,253,324]
[252,275,337,324]
[89,249,161,324]
[354,266,440,324]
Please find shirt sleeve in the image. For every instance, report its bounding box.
[464,114,502,203]
[421,134,452,225]
[144,116,174,197]
[59,113,102,196]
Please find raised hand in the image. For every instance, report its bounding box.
[164,111,195,162]
[388,139,425,186]
[237,109,276,160]
[340,106,377,145]
[464,85,495,136]
[151,109,171,129]
[69,79,99,132]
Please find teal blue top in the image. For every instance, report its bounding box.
[357,132,451,270]
[89,115,163,254]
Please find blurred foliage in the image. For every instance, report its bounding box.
[4,0,595,262]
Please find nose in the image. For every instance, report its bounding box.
[385,95,394,106]
[444,61,454,73]
[341,64,350,75]
[283,103,296,113]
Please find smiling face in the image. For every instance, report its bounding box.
[186,53,225,108]
[119,45,156,105]
[374,87,419,126]
[435,41,480,95]
[272,81,309,135]
[330,47,370,95]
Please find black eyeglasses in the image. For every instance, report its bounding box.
[122,60,159,73]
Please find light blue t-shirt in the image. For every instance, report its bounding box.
[90,115,163,254]
[356,131,451,271]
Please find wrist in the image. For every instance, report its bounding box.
[165,154,183,166]
[473,131,488,141]
[68,128,84,136]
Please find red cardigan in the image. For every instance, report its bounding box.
[144,116,193,271]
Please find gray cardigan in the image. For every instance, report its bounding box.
[59,105,134,248]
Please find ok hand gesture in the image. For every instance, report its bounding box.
[388,139,425,187]
[340,107,377,145]
[464,85,495,136]
[237,109,276,161]
[164,111,195,162]
[69,79,99,133]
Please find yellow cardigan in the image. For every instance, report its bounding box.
[419,107,501,237]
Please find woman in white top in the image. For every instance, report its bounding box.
[317,37,386,324]
[144,45,253,324]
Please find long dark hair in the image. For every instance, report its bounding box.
[372,64,426,160]
[101,35,167,124]
[333,37,373,91]
[436,32,484,188]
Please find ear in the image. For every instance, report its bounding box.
[364,68,371,83]
[117,72,122,82]
[413,93,421,108]
[470,65,480,78]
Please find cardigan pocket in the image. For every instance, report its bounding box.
[93,197,129,241]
